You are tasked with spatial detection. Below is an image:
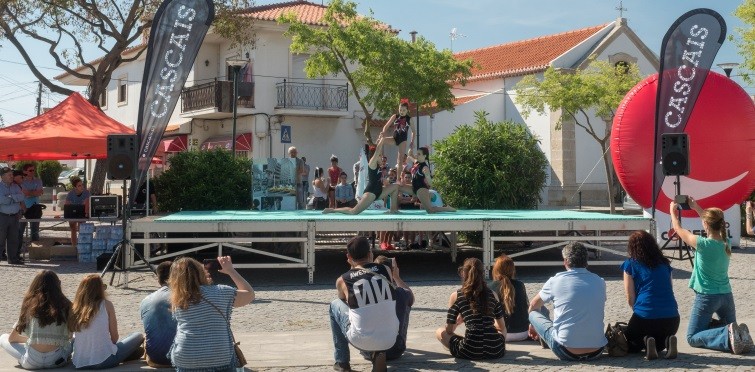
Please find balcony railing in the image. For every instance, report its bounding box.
[181,80,254,113]
[276,80,348,111]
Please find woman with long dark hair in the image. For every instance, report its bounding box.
[490,255,531,342]
[402,146,455,213]
[435,258,506,359]
[169,256,254,371]
[671,198,753,354]
[621,230,680,360]
[0,270,73,369]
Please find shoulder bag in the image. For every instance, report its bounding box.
[201,294,247,367]
[605,321,629,357]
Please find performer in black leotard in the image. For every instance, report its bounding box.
[400,147,456,213]
[380,101,416,173]
[324,136,400,215]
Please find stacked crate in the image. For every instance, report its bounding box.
[92,225,114,259]
[77,223,95,262]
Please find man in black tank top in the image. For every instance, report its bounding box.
[330,237,401,372]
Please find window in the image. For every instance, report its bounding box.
[99,90,107,109]
[117,75,128,105]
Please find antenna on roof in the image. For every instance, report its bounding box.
[616,0,627,18]
[450,27,466,53]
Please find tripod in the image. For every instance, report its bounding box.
[660,174,694,266]
[100,179,153,286]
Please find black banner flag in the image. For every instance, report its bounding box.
[130,0,214,206]
[651,8,726,216]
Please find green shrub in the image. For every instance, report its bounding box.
[38,161,63,187]
[433,111,548,210]
[155,149,252,212]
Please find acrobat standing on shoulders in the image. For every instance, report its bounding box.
[324,136,399,215]
[380,100,416,173]
[401,147,456,213]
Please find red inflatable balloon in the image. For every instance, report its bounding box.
[612,71,755,216]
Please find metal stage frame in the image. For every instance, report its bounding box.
[128,210,654,283]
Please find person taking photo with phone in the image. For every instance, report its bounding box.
[168,256,253,371]
[670,197,753,354]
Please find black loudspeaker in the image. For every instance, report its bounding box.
[661,133,690,176]
[107,134,136,180]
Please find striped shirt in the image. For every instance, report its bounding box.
[170,285,237,369]
[446,289,506,360]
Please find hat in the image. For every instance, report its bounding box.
[0,167,11,175]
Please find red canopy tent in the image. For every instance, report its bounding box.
[0,92,135,160]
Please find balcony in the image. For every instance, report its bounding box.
[181,80,254,119]
[275,80,348,115]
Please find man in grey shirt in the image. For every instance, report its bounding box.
[528,242,607,361]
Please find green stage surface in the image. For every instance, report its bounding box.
[156,209,649,223]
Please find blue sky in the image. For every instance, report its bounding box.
[0,0,749,126]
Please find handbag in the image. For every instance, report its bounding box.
[605,322,629,357]
[23,203,45,219]
[201,295,247,367]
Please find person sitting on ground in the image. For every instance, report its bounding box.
[489,254,532,342]
[0,270,72,369]
[139,261,176,368]
[366,255,415,361]
[670,198,753,354]
[528,242,606,361]
[621,230,680,359]
[324,135,399,215]
[169,256,254,371]
[436,257,506,360]
[334,172,356,208]
[69,274,144,369]
[64,177,90,248]
[330,236,399,372]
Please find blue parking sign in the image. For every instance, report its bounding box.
[281,125,292,143]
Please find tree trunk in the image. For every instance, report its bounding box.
[89,160,109,195]
[600,142,616,214]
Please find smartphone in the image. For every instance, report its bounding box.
[203,258,221,272]
[674,194,691,210]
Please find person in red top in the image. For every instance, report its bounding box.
[327,155,343,209]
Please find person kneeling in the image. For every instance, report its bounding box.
[330,237,399,372]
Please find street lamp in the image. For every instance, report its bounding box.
[227,58,247,157]
[717,62,740,78]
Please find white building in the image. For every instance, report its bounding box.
[419,19,658,207]
[56,3,658,207]
[55,1,387,175]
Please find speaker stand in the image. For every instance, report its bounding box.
[100,179,154,287]
[661,174,694,266]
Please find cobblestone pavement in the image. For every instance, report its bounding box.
[1,219,754,371]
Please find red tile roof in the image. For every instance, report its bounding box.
[243,0,396,32]
[455,23,609,82]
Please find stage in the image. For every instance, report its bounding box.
[128,209,653,283]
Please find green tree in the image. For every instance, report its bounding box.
[38,160,63,187]
[155,149,251,212]
[735,0,755,83]
[0,0,255,194]
[514,60,642,213]
[433,111,548,210]
[279,0,473,143]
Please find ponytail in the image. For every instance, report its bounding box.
[721,223,731,256]
[499,275,515,316]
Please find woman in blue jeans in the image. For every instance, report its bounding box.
[68,274,144,369]
[670,197,753,354]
